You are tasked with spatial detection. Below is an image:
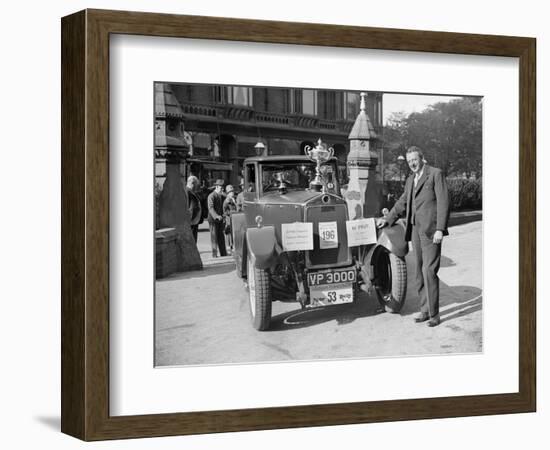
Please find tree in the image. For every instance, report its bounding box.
[383,98,482,178]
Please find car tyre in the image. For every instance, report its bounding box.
[247,251,272,330]
[373,248,407,313]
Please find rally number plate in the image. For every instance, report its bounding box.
[307,268,356,286]
[309,283,354,307]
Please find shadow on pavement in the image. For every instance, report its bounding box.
[441,295,482,323]
[401,279,482,324]
[157,263,236,281]
[439,285,482,309]
[440,255,456,268]
[266,272,482,330]
[268,291,382,331]
[448,212,482,227]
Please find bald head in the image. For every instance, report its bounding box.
[187,175,199,190]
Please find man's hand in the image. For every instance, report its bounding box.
[376,217,388,229]
[433,230,444,244]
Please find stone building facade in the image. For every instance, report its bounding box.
[155,82,383,190]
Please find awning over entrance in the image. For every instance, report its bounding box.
[187,159,233,171]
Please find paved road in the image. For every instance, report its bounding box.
[155,220,482,366]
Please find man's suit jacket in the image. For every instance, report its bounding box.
[185,188,203,226]
[386,165,450,241]
[207,191,224,223]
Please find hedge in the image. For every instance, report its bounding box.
[383,178,482,212]
[446,178,482,211]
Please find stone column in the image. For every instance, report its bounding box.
[345,93,383,219]
[155,82,202,272]
[158,155,203,272]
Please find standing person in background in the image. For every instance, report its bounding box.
[185,175,202,243]
[376,146,450,327]
[236,178,245,212]
[223,185,237,253]
[207,179,227,257]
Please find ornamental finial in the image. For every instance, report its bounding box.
[360,92,366,112]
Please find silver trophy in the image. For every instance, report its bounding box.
[304,138,334,192]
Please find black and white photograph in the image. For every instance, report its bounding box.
[154,82,483,366]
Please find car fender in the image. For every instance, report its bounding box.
[360,223,407,286]
[246,226,278,270]
[231,212,247,278]
[376,219,409,257]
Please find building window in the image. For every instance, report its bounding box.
[289,89,302,113]
[343,92,360,119]
[302,89,317,115]
[287,90,294,113]
[318,91,339,120]
[213,86,225,103]
[244,164,256,192]
[335,92,344,119]
[288,89,319,115]
[225,86,253,107]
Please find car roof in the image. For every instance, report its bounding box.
[244,155,338,164]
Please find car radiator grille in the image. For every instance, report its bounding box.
[305,204,351,269]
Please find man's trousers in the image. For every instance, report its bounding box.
[191,224,198,243]
[209,220,227,257]
[411,225,442,317]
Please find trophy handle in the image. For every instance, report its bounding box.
[304,144,312,156]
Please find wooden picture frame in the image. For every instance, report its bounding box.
[61,9,536,441]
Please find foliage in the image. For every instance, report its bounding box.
[383,180,405,208]
[382,178,482,212]
[382,97,482,178]
[447,178,482,210]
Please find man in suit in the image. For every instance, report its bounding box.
[185,175,203,243]
[207,179,227,257]
[376,146,450,327]
[223,185,237,253]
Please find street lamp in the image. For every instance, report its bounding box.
[254,141,266,157]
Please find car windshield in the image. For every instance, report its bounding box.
[261,161,339,193]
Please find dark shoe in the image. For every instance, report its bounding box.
[413,312,430,323]
[428,315,441,327]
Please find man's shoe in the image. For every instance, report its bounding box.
[413,312,430,323]
[428,315,441,327]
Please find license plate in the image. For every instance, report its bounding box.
[309,283,354,307]
[307,268,356,286]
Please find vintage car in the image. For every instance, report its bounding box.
[231,148,408,331]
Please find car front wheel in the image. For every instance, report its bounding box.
[247,251,272,330]
[373,247,407,313]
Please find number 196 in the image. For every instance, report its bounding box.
[322,230,335,240]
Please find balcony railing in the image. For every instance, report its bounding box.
[256,111,290,126]
[180,103,218,117]
[172,101,357,134]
